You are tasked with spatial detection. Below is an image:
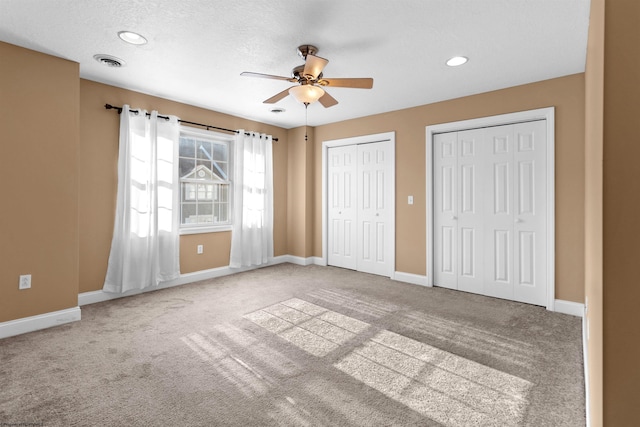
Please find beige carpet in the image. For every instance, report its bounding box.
[0,263,585,426]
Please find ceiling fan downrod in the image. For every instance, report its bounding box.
[297,44,319,60]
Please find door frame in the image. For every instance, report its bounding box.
[321,132,396,278]
[426,107,556,310]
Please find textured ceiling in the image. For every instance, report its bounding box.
[0,0,590,128]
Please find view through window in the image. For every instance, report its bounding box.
[179,128,231,227]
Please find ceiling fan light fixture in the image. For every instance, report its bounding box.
[289,85,325,104]
[446,56,468,67]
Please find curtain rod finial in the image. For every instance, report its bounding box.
[105,104,123,114]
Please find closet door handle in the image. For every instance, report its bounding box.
[515,218,523,223]
[452,215,457,220]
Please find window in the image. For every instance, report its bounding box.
[179,127,232,229]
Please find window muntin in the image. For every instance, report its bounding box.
[179,129,231,228]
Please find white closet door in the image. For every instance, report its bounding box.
[456,129,485,294]
[357,141,392,276]
[327,145,357,270]
[433,120,547,306]
[433,132,458,289]
[512,120,547,306]
[484,124,516,300]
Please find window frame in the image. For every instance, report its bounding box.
[178,126,233,235]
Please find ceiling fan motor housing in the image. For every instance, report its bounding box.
[292,64,322,82]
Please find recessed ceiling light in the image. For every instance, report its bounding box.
[446,56,468,67]
[118,31,147,45]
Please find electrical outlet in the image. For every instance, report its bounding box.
[19,274,31,290]
[197,244,204,254]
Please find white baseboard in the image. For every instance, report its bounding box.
[0,306,81,340]
[79,266,233,306]
[283,255,324,266]
[554,299,585,317]
[390,277,585,318]
[393,271,429,286]
[582,310,591,427]
[78,255,308,306]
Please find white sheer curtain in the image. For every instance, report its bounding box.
[104,105,181,293]
[229,130,274,268]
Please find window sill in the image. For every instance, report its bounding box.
[180,225,232,235]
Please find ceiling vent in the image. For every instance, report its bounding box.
[93,54,125,67]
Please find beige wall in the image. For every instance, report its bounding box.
[584,0,604,424]
[0,42,80,322]
[180,232,231,274]
[583,1,640,422]
[286,126,315,257]
[602,0,640,424]
[79,79,289,292]
[314,74,586,302]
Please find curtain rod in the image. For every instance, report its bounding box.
[104,104,278,142]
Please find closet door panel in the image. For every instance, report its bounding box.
[327,145,358,270]
[456,129,485,294]
[483,125,515,300]
[513,120,547,305]
[357,142,392,276]
[433,132,458,289]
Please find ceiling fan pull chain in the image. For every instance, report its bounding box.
[304,102,309,141]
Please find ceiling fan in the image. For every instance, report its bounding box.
[241,44,373,108]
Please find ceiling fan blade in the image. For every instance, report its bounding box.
[303,54,329,79]
[263,87,292,104]
[241,72,297,82]
[318,90,338,108]
[318,78,373,89]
